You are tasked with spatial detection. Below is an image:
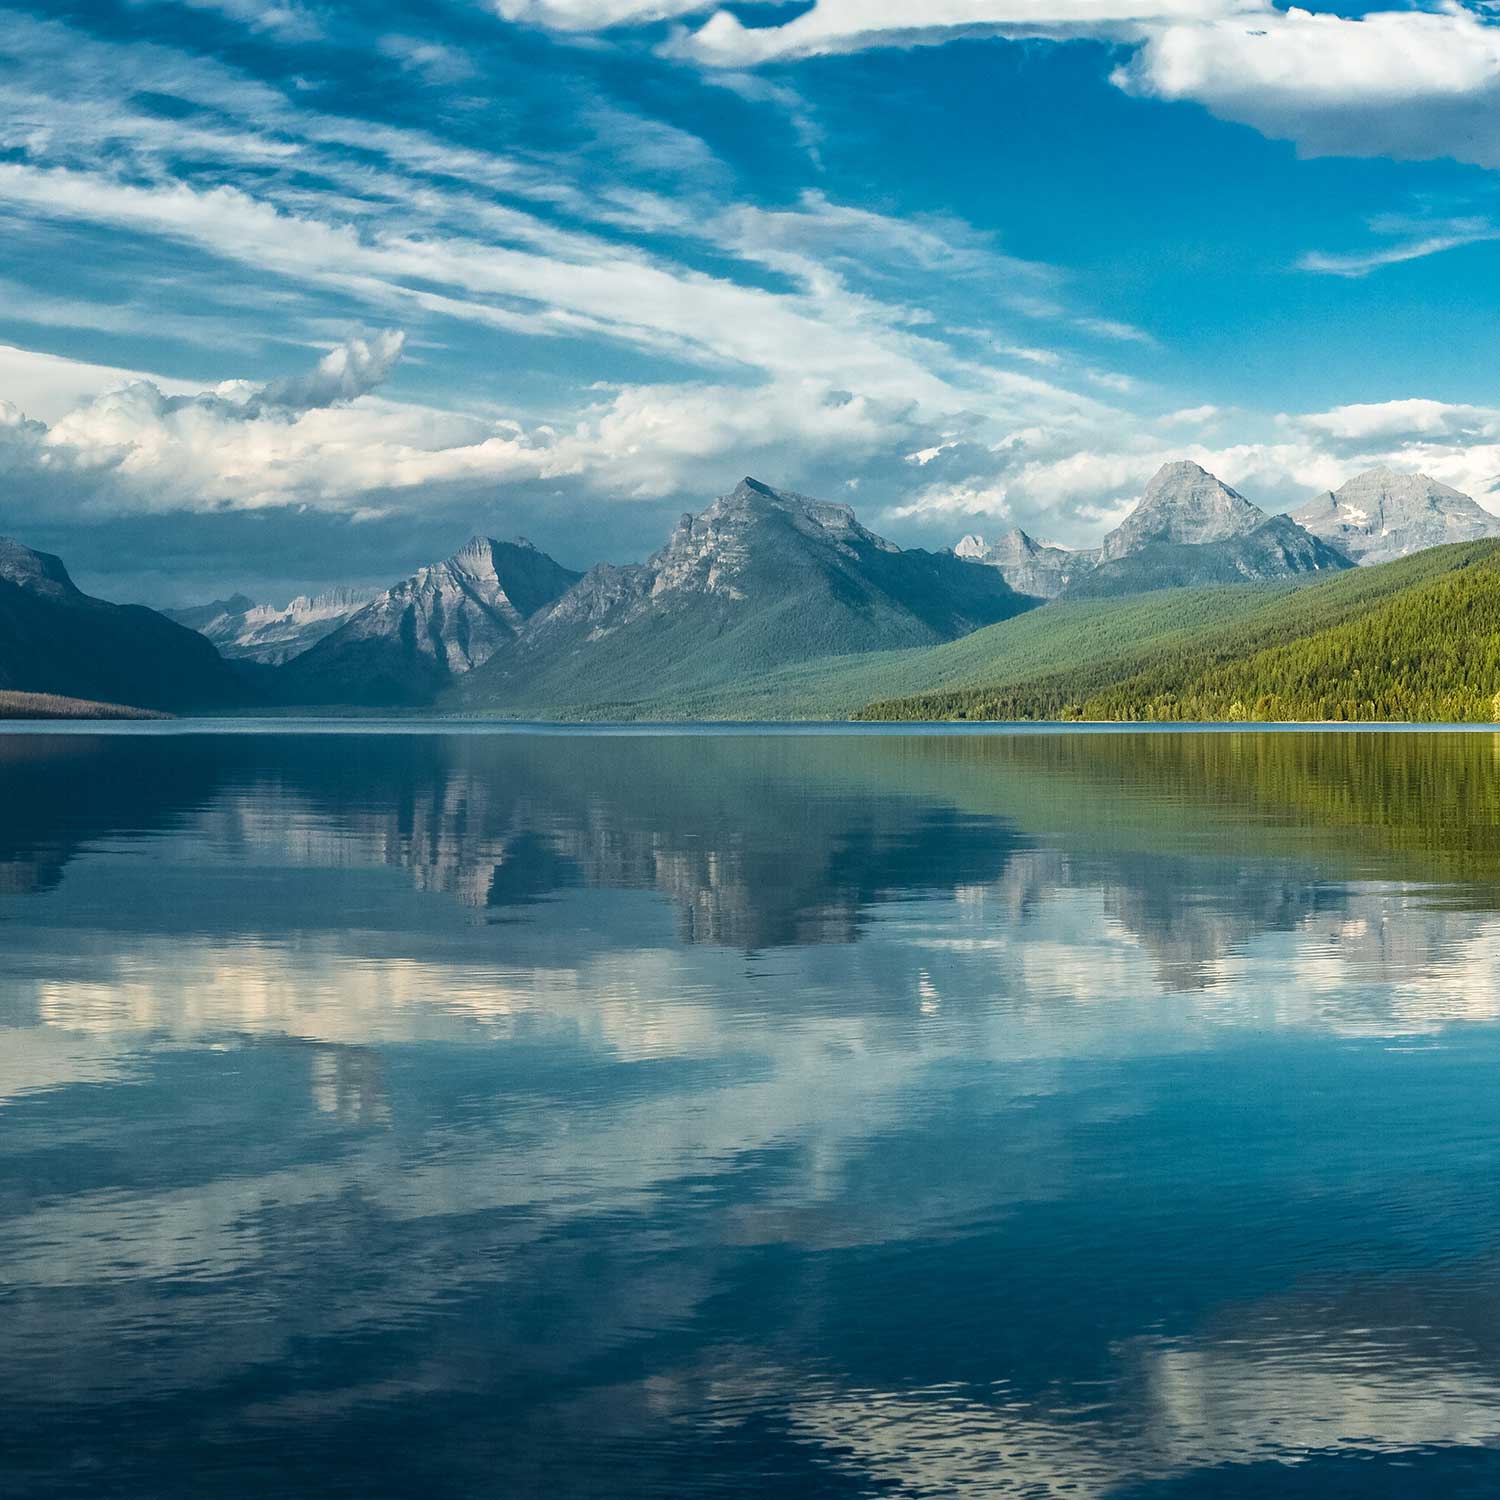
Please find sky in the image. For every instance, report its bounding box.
[5,0,1500,603]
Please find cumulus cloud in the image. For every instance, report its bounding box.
[0,337,954,521]
[9,329,1500,566]
[1288,397,1500,448]
[254,330,407,413]
[1116,5,1500,169]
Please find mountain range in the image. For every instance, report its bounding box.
[163,589,375,664]
[450,477,1032,716]
[5,460,1500,722]
[956,461,1490,600]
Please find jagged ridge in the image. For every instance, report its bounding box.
[275,536,582,706]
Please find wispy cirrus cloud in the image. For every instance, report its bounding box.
[495,0,720,30]
[664,0,1256,65]
[1298,215,1500,276]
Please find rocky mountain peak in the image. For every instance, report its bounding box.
[652,479,886,597]
[1101,461,1265,562]
[205,593,257,618]
[0,538,81,599]
[448,536,500,580]
[719,477,866,536]
[1290,467,1500,565]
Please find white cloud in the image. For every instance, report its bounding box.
[1298,217,1500,276]
[1288,397,1500,446]
[495,0,718,30]
[1124,5,1500,109]
[255,330,407,412]
[1161,404,1222,425]
[141,0,323,41]
[0,343,204,424]
[1073,315,1157,345]
[1117,5,1500,169]
[0,338,955,519]
[375,34,476,84]
[667,0,1256,66]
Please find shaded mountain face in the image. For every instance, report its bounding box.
[157,593,255,634]
[456,477,1034,716]
[0,539,245,712]
[274,537,581,706]
[164,589,375,665]
[1289,467,1500,566]
[955,530,1100,600]
[1062,514,1354,599]
[1100,461,1265,563]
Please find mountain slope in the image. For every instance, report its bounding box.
[0,539,245,712]
[1062,515,1352,599]
[455,477,1035,716]
[166,589,375,664]
[1084,545,1500,722]
[858,539,1500,721]
[1290,467,1500,565]
[954,530,1098,599]
[276,537,581,706]
[600,580,1303,720]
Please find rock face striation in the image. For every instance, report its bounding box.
[1289,467,1500,565]
[1064,513,1353,599]
[954,530,1099,600]
[165,589,375,665]
[0,538,244,711]
[456,476,1034,715]
[1099,461,1266,562]
[275,537,582,706]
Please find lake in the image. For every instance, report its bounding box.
[4,725,1500,1498]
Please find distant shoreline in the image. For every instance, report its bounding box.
[1,715,1495,736]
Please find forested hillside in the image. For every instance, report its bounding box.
[859,539,1500,722]
[461,579,1297,720]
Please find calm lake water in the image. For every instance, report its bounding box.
[5,725,1500,1498]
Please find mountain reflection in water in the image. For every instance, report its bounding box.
[3,727,1500,1499]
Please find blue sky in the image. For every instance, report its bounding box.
[4,0,1500,601]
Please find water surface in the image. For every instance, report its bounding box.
[4,726,1500,1498]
